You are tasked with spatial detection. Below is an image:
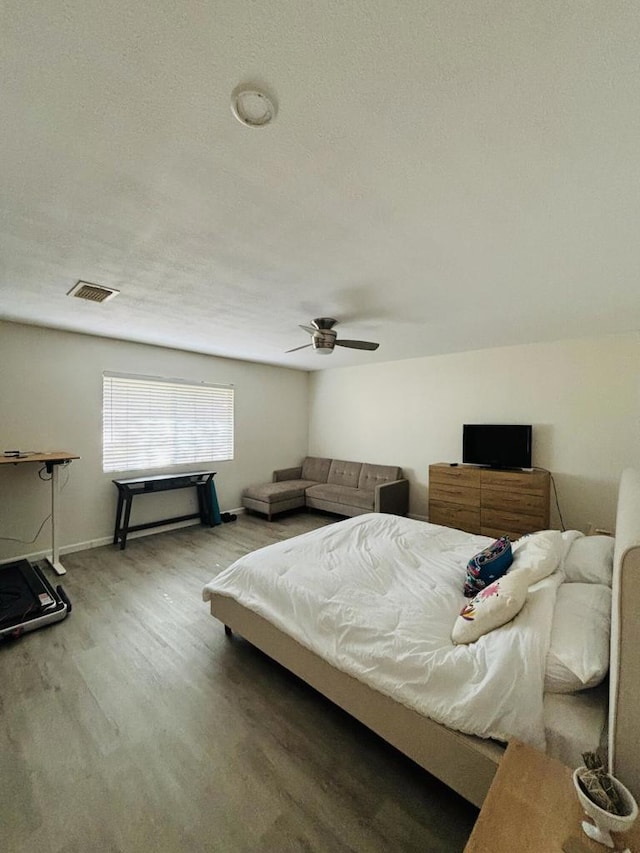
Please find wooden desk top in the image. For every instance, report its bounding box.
[0,452,79,465]
[465,741,639,853]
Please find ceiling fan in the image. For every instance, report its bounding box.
[286,318,380,356]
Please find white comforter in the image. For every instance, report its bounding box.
[203,513,567,748]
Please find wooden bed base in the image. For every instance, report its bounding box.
[208,468,640,807]
[608,468,640,799]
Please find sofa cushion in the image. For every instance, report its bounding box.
[242,480,317,504]
[301,457,332,483]
[305,484,374,511]
[327,459,362,488]
[358,463,402,491]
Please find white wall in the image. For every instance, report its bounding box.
[2,323,637,563]
[0,321,309,562]
[308,333,640,532]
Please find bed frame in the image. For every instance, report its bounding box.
[208,467,640,807]
[608,467,640,800]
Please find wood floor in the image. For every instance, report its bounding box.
[0,511,478,853]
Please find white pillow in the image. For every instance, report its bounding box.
[510,530,564,586]
[545,583,612,693]
[452,570,529,645]
[563,535,614,586]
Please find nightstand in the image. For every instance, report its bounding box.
[464,741,639,852]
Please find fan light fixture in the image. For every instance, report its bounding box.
[231,85,276,128]
[286,318,380,355]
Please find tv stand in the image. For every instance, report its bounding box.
[428,463,550,539]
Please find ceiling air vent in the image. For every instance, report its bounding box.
[67,280,120,303]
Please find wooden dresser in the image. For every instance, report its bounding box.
[428,463,550,540]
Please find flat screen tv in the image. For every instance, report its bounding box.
[462,424,532,469]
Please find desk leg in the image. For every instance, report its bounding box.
[48,463,67,576]
[120,493,133,550]
[113,489,125,545]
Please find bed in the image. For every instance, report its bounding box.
[203,468,640,807]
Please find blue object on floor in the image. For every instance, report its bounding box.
[209,477,222,525]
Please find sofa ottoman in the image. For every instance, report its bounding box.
[241,456,332,521]
[241,478,318,520]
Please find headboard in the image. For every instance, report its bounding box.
[608,467,640,798]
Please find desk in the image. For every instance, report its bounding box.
[112,471,219,550]
[0,452,80,576]
[464,740,639,852]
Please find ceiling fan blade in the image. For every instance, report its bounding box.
[285,343,313,353]
[299,325,317,335]
[335,339,379,351]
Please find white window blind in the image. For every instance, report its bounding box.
[103,372,234,473]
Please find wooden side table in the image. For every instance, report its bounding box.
[465,741,639,852]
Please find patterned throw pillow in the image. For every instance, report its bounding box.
[464,536,513,597]
[452,571,529,644]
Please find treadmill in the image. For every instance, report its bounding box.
[0,559,71,642]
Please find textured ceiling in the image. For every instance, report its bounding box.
[1,1,639,370]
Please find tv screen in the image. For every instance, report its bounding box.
[462,424,532,469]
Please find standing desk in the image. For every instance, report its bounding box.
[0,452,80,576]
[112,471,220,550]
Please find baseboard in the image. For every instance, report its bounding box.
[0,506,246,565]
[407,512,429,522]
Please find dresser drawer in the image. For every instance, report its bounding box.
[481,488,546,515]
[429,481,480,507]
[429,465,481,489]
[481,507,544,537]
[481,468,549,495]
[429,501,480,534]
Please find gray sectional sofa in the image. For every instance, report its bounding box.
[242,456,409,520]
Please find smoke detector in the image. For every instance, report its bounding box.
[231,85,277,128]
[67,280,120,303]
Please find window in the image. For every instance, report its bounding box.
[103,372,234,473]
